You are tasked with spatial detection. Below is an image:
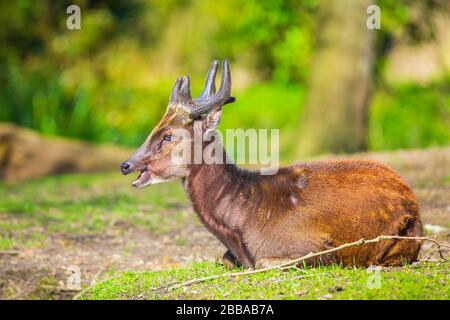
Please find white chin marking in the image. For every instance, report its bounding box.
[148,177,167,185]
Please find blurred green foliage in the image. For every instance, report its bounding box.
[0,0,448,153]
[370,79,450,150]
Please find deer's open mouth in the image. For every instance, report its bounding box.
[132,168,152,188]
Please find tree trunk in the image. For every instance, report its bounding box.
[297,0,374,157]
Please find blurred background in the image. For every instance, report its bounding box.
[0,0,449,179]
[1,1,450,300]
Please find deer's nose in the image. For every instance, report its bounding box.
[121,161,133,175]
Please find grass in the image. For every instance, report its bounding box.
[0,171,192,249]
[78,260,450,300]
[0,235,15,250]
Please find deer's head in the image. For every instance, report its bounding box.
[121,60,235,188]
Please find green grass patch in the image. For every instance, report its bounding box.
[78,260,449,300]
[0,171,194,249]
[0,235,15,250]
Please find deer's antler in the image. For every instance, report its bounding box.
[169,60,235,118]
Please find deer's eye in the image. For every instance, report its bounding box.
[163,135,172,142]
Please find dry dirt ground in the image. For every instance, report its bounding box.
[0,147,449,299]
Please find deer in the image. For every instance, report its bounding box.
[121,60,423,268]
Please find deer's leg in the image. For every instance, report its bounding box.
[254,237,338,269]
[222,250,240,269]
[373,214,422,266]
[219,232,254,268]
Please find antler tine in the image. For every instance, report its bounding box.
[169,77,183,105]
[216,59,236,105]
[197,60,218,99]
[169,75,193,106]
[217,59,231,99]
[180,75,192,101]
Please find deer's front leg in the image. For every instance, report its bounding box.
[222,250,239,269]
[221,233,254,268]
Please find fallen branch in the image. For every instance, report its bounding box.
[155,235,449,293]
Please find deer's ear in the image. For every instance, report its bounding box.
[203,107,222,132]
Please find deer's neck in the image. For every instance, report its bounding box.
[183,147,257,267]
